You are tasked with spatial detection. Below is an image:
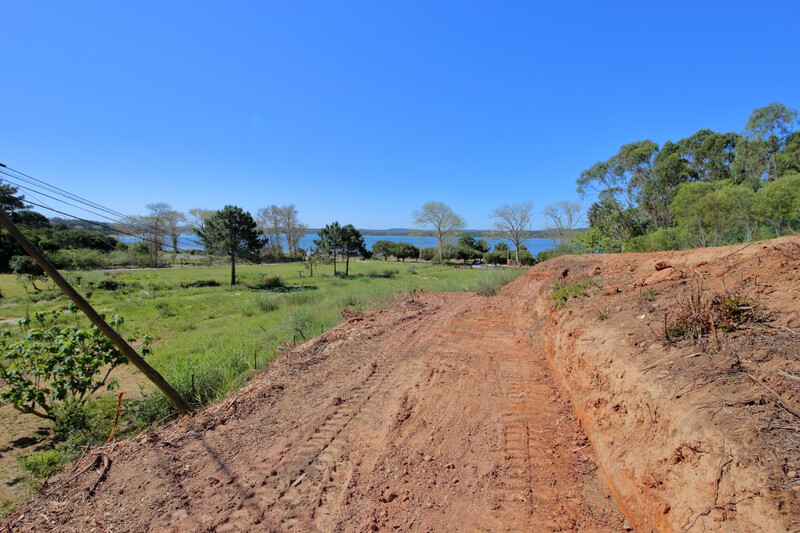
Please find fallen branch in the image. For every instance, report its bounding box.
[745,372,800,419]
[775,370,800,382]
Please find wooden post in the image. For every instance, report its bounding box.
[0,208,191,415]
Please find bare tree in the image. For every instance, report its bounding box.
[413,201,466,262]
[145,203,172,266]
[163,210,187,253]
[491,201,533,267]
[188,208,215,235]
[280,205,308,256]
[257,205,284,257]
[543,201,583,245]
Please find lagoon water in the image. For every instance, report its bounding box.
[130,233,555,256]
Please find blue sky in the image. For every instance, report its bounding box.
[2,1,798,230]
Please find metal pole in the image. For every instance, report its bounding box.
[0,208,191,415]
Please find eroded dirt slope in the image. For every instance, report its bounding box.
[4,237,799,532]
[502,237,800,532]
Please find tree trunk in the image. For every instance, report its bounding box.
[345,252,350,276]
[332,251,337,275]
[230,252,237,286]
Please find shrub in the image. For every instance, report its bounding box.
[0,307,150,421]
[17,449,64,482]
[552,279,597,308]
[96,279,121,291]
[180,280,221,288]
[664,286,767,344]
[536,241,589,263]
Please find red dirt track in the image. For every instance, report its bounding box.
[4,238,800,532]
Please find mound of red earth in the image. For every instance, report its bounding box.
[4,237,799,532]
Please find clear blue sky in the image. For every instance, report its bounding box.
[2,1,798,230]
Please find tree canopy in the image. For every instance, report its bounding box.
[577,103,800,253]
[413,201,466,262]
[491,202,533,267]
[314,222,366,275]
[197,205,264,285]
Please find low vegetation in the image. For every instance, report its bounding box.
[664,282,768,345]
[551,278,597,308]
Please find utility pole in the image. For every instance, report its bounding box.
[0,208,191,415]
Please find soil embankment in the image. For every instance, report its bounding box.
[4,237,799,532]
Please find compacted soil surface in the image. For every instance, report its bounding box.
[3,237,799,532]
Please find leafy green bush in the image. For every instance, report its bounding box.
[0,307,150,421]
[253,275,283,290]
[96,279,121,291]
[17,449,64,482]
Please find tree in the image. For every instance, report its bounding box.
[752,171,800,235]
[543,201,583,245]
[372,240,395,261]
[144,202,172,266]
[393,242,419,262]
[197,206,265,285]
[671,181,754,247]
[257,205,284,257]
[9,255,47,292]
[491,202,533,267]
[742,102,799,181]
[280,205,308,257]
[188,208,215,235]
[339,224,366,276]
[413,201,466,262]
[0,181,29,272]
[163,210,187,253]
[314,222,344,275]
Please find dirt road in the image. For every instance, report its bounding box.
[5,291,625,532]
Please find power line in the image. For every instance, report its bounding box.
[0,165,199,250]
[0,170,199,252]
[1,164,130,221]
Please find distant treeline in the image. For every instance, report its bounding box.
[50,217,118,235]
[318,228,566,239]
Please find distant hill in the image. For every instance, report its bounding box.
[50,217,117,235]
